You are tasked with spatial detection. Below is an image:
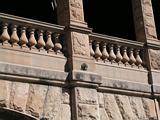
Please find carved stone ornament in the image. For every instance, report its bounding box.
[70,0,84,21]
[149,49,160,70]
[72,32,90,56]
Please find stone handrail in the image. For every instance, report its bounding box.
[0,13,65,54]
[89,33,145,68]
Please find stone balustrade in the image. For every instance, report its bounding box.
[89,33,145,68]
[0,13,65,54]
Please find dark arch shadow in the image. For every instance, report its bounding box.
[83,0,136,40]
[0,108,37,120]
[0,0,57,24]
[152,0,160,39]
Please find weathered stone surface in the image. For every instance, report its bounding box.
[103,94,123,120]
[0,62,68,81]
[43,87,62,120]
[149,49,160,70]
[0,80,11,107]
[26,84,48,118]
[76,87,98,105]
[129,96,147,119]
[62,88,70,104]
[142,98,157,119]
[70,0,84,21]
[132,0,157,41]
[10,82,29,112]
[72,70,102,84]
[61,104,71,120]
[99,108,109,120]
[114,95,137,120]
[98,93,104,108]
[78,104,100,120]
[72,32,90,56]
[143,0,157,39]
[96,63,148,84]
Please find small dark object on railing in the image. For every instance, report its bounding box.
[81,63,88,71]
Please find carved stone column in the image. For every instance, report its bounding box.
[57,1,101,120]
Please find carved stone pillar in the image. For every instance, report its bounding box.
[57,1,101,120]
[57,0,94,71]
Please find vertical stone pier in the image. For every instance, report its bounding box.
[132,0,160,118]
[57,0,101,120]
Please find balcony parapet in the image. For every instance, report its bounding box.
[89,33,145,68]
[0,13,65,55]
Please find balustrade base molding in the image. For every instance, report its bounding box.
[69,70,101,87]
[100,78,151,96]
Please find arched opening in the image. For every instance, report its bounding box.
[0,108,37,120]
[152,0,160,39]
[83,0,136,40]
[0,0,57,24]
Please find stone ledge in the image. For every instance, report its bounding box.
[152,85,160,97]
[0,62,68,84]
[150,70,160,85]
[146,39,160,49]
[99,77,151,95]
[69,70,102,87]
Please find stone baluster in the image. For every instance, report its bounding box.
[135,49,143,67]
[28,28,37,49]
[115,45,123,64]
[37,30,45,50]
[94,41,102,60]
[129,48,136,66]
[122,46,129,65]
[89,40,95,57]
[19,27,28,47]
[0,23,10,44]
[45,31,54,52]
[54,33,62,54]
[10,25,19,46]
[101,42,109,61]
[109,44,116,63]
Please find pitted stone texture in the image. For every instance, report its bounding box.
[99,108,109,120]
[43,87,62,120]
[103,94,123,120]
[129,97,147,119]
[132,0,157,41]
[143,0,157,39]
[142,98,157,119]
[70,0,84,21]
[10,82,29,112]
[61,104,71,120]
[76,87,98,105]
[78,104,100,120]
[114,95,137,120]
[149,49,160,70]
[0,80,11,107]
[98,93,104,108]
[26,84,48,118]
[72,32,90,57]
[62,88,70,104]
